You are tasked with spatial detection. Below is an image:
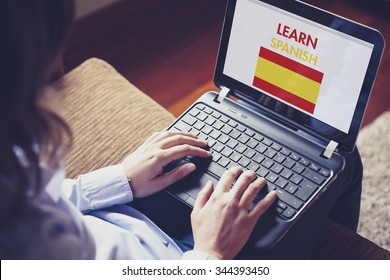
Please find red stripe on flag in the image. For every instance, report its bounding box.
[259,47,324,84]
[253,76,316,114]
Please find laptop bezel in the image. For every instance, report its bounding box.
[214,0,385,153]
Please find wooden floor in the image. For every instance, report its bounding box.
[64,0,390,127]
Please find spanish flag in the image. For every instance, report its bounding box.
[252,47,323,114]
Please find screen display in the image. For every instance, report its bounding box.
[223,0,374,134]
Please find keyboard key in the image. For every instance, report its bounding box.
[221,147,233,158]
[277,201,288,210]
[218,135,230,144]
[266,172,278,183]
[174,121,191,132]
[197,132,208,141]
[271,163,283,174]
[282,207,296,219]
[290,174,303,184]
[202,125,213,135]
[253,134,264,142]
[207,138,216,147]
[244,129,255,137]
[207,161,226,177]
[235,144,247,154]
[220,116,229,123]
[255,143,268,154]
[213,142,224,153]
[205,117,216,126]
[285,183,299,194]
[195,104,205,110]
[244,149,256,159]
[283,158,295,169]
[221,125,233,135]
[210,130,222,139]
[261,158,274,169]
[228,119,238,127]
[193,121,204,130]
[280,169,293,179]
[227,139,239,149]
[292,163,305,174]
[274,153,286,164]
[290,153,300,161]
[229,130,241,139]
[238,134,250,144]
[319,168,330,177]
[230,152,242,162]
[257,167,269,178]
[248,162,260,172]
[212,152,222,162]
[246,139,258,149]
[275,177,288,189]
[309,163,320,172]
[252,153,265,164]
[262,138,273,146]
[296,179,318,201]
[271,143,282,151]
[280,147,291,156]
[299,157,310,166]
[213,120,224,130]
[189,108,200,117]
[212,111,221,119]
[276,189,303,210]
[204,107,213,114]
[302,169,326,185]
[182,115,196,126]
[238,156,251,168]
[264,149,277,159]
[218,157,230,168]
[197,112,208,121]
[236,124,247,132]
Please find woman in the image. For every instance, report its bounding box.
[0,0,362,259]
[0,0,278,259]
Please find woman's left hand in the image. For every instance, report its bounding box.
[121,131,211,198]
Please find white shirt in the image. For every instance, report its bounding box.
[50,164,217,260]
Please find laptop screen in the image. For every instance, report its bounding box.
[215,0,384,152]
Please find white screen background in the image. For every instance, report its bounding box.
[223,0,373,133]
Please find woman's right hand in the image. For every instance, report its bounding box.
[190,167,277,259]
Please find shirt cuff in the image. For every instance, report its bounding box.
[79,164,133,209]
[182,250,220,260]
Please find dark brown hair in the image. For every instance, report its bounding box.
[0,0,74,223]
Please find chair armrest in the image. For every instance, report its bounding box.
[58,58,175,178]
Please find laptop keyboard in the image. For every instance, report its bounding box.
[170,103,331,219]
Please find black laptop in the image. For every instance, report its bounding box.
[165,0,385,249]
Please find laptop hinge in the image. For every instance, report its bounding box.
[322,140,339,159]
[215,86,231,103]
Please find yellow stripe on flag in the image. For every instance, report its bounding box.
[255,57,321,104]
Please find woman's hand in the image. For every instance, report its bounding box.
[191,167,277,259]
[121,131,211,198]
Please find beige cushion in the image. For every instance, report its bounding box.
[58,58,175,178]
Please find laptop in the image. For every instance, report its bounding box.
[165,0,385,249]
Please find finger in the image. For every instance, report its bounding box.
[240,177,267,208]
[249,190,278,220]
[158,134,208,150]
[213,166,243,194]
[152,162,197,189]
[230,170,257,200]
[159,145,212,166]
[150,131,197,144]
[193,180,214,214]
